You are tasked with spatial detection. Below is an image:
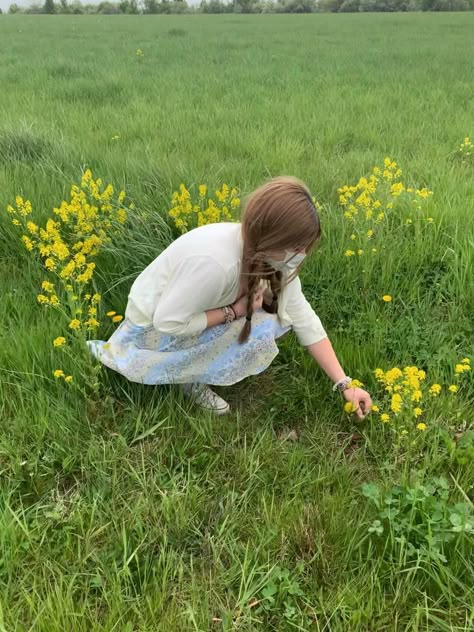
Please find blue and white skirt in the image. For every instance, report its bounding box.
[87,310,290,386]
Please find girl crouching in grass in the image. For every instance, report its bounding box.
[89,176,372,416]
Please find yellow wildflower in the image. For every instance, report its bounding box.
[37,294,49,305]
[416,422,427,431]
[448,385,458,393]
[85,318,100,329]
[69,319,81,330]
[429,383,441,396]
[382,295,392,302]
[64,375,73,383]
[371,405,379,413]
[413,408,423,417]
[112,315,123,323]
[42,281,54,293]
[345,250,355,257]
[53,369,65,378]
[21,235,34,251]
[106,311,116,317]
[344,402,357,414]
[380,413,390,423]
[391,394,403,414]
[455,363,471,374]
[53,337,66,347]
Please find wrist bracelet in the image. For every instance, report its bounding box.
[222,305,236,324]
[332,376,352,393]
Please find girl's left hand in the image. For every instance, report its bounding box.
[343,387,372,420]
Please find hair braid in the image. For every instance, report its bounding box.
[238,263,260,344]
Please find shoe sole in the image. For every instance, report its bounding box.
[195,403,230,416]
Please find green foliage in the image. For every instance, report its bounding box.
[256,563,312,626]
[6,0,474,12]
[439,430,474,466]
[362,478,474,564]
[43,0,56,12]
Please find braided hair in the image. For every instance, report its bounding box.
[238,176,321,344]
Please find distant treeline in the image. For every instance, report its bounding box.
[3,0,473,15]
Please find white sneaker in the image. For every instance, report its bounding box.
[181,383,230,415]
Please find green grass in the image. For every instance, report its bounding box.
[1,12,474,631]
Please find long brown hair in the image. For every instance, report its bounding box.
[239,176,321,344]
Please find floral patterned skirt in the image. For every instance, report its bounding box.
[87,311,290,386]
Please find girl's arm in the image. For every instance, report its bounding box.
[306,337,346,383]
[205,291,263,329]
[307,337,372,420]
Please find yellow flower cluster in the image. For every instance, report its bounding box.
[371,358,471,441]
[53,369,73,383]
[169,183,241,234]
[458,136,473,161]
[339,158,433,258]
[136,48,144,59]
[7,170,130,381]
[455,359,471,375]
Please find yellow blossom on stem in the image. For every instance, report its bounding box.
[106,311,116,317]
[416,422,427,431]
[429,383,441,396]
[112,315,123,323]
[69,319,81,331]
[382,295,392,302]
[53,337,66,347]
[53,369,65,378]
[344,402,357,414]
[448,385,458,393]
[65,375,73,383]
[391,393,403,414]
[42,281,54,293]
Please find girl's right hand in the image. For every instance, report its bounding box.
[232,292,263,318]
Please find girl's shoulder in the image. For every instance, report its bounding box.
[167,222,242,270]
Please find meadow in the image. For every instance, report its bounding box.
[0,12,474,631]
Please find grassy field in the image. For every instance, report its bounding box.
[1,12,474,631]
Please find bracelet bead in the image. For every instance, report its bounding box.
[332,376,353,393]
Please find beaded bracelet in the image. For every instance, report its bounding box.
[221,305,236,324]
[332,376,353,393]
